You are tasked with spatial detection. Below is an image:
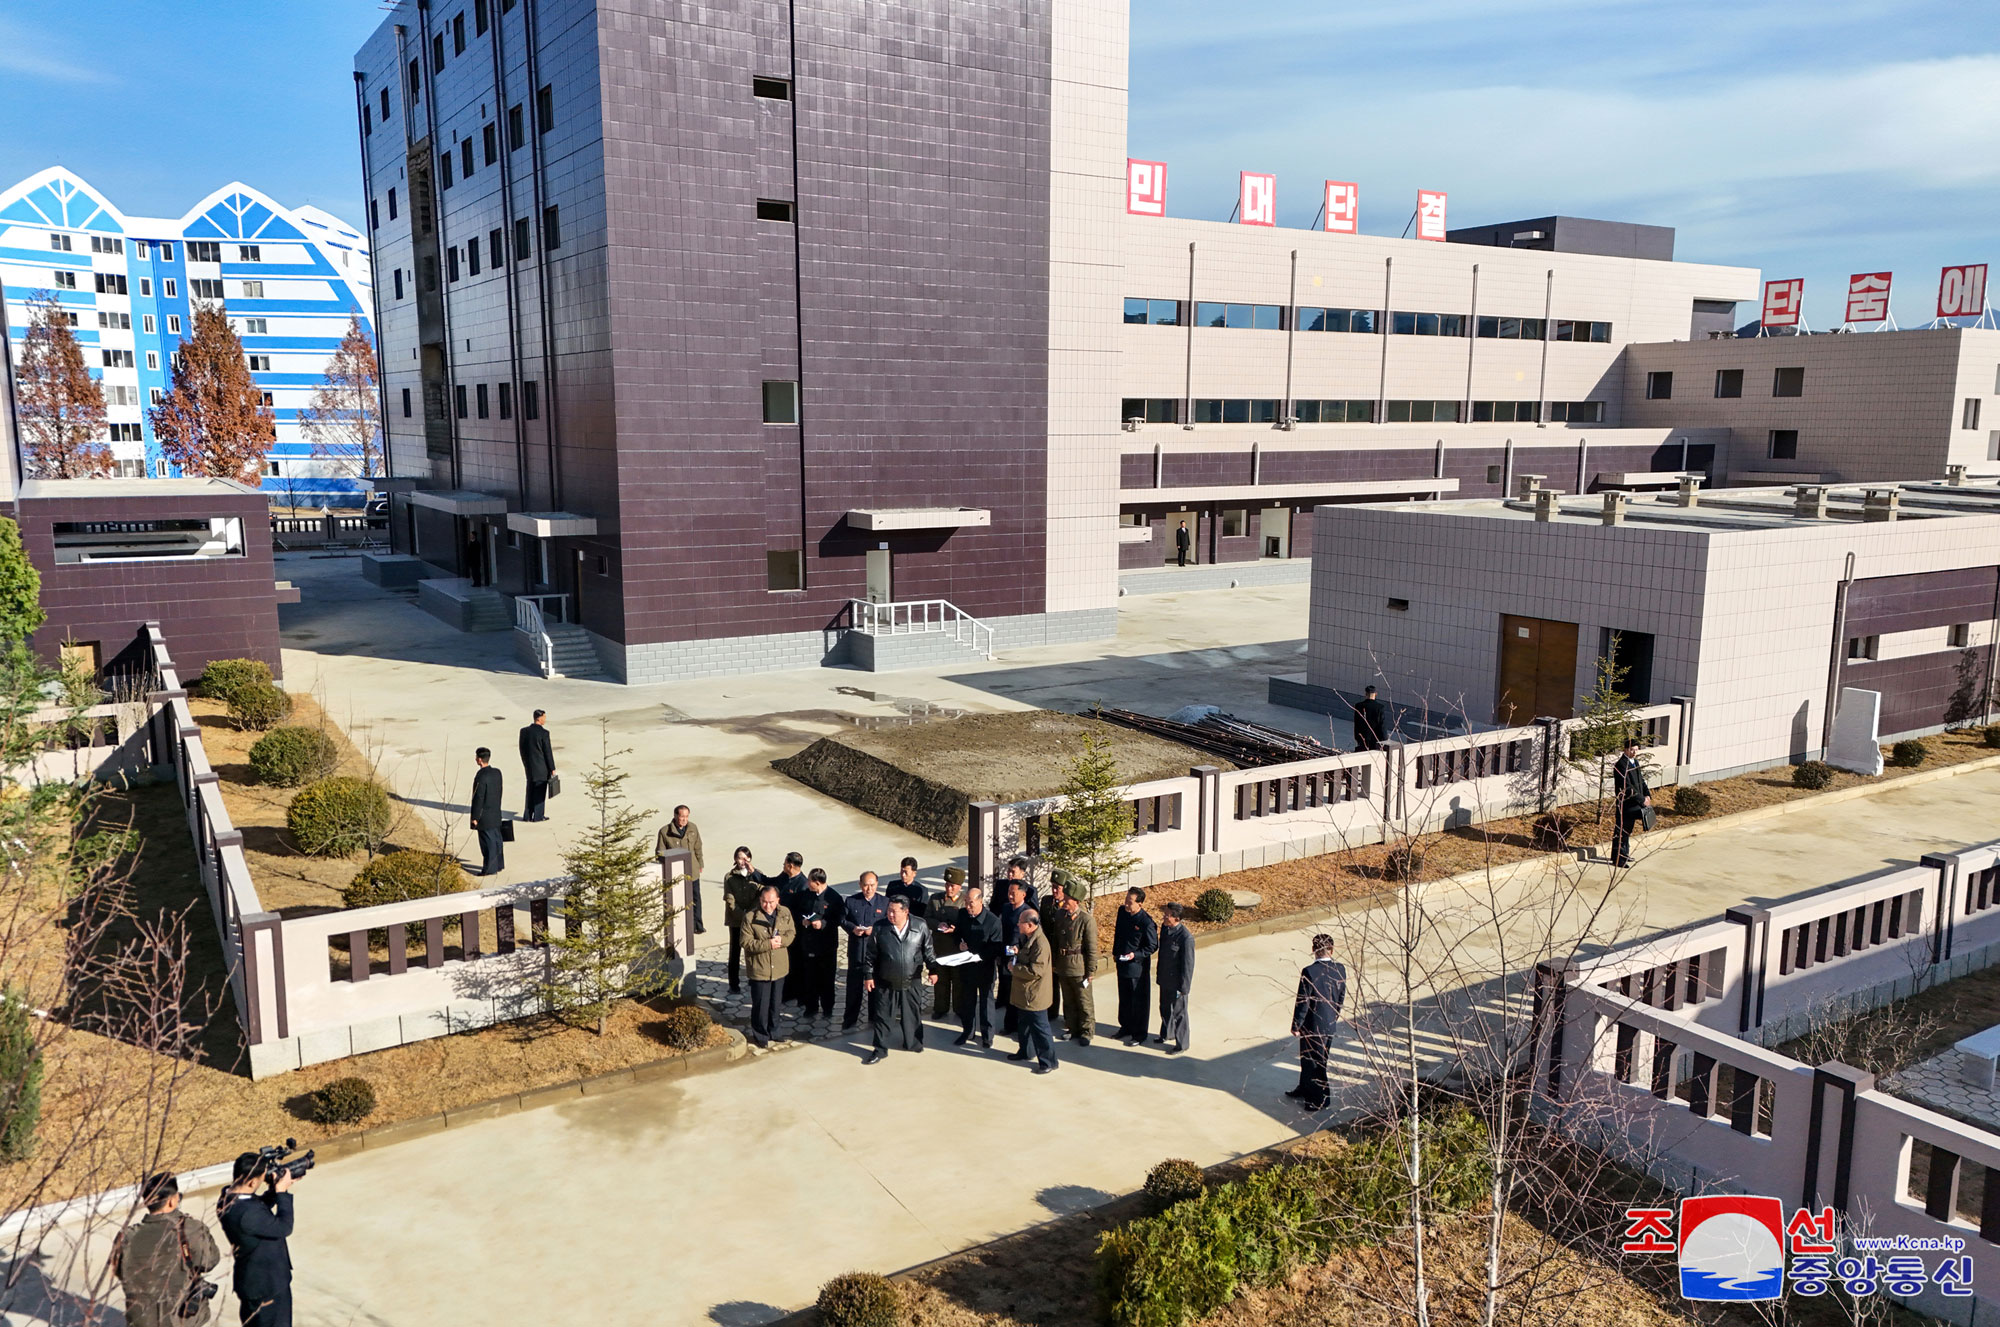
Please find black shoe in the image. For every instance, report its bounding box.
[728,985,741,995]
[1007,1051,1030,1062]
[953,1033,970,1046]
[842,1022,858,1032]
[1166,1045,1183,1055]
[981,1034,994,1049]
[863,1050,885,1065]
[912,1043,924,1054]
[1153,1034,1166,1043]
[695,925,707,935]
[1033,1064,1053,1075]
[1284,1086,1308,1099]
[1077,1038,1091,1048]
[1120,1036,1139,1047]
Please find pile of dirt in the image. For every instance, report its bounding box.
[778,710,1225,845]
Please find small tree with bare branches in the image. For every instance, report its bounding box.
[15,291,111,480]
[300,314,383,482]
[149,304,275,485]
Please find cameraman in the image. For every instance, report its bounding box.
[113,1172,220,1327]
[217,1151,299,1325]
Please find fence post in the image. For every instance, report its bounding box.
[1802,1062,1874,1215]
[660,848,695,957]
[1922,852,1958,967]
[1535,717,1564,811]
[1189,766,1219,857]
[1723,905,1772,1036]
[1670,694,1695,782]
[1378,742,1405,836]
[967,801,999,889]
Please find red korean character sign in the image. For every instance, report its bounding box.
[1761,278,1804,328]
[1324,180,1358,234]
[1845,272,1892,323]
[1938,264,1989,319]
[1239,172,1276,227]
[1415,189,1447,242]
[1126,159,1167,217]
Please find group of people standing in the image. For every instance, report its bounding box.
[464,710,558,877]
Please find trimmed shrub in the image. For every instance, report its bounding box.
[287,776,392,857]
[816,1272,901,1327]
[248,725,338,787]
[1531,813,1577,851]
[197,658,270,705]
[1381,846,1424,882]
[343,850,466,911]
[0,988,43,1162]
[1192,888,1235,924]
[1672,786,1712,818]
[1142,1158,1207,1210]
[654,1004,711,1051]
[1983,725,2000,749]
[1889,739,1929,768]
[1791,760,1834,790]
[307,1076,377,1126]
[227,681,292,732]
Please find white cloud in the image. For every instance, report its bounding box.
[0,19,114,86]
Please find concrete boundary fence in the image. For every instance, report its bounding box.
[1534,839,2000,1323]
[967,701,1689,891]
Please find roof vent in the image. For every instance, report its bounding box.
[1516,473,1547,500]
[1793,485,1828,519]
[1601,492,1628,526]
[1947,464,1968,487]
[1676,474,1702,508]
[1863,488,1901,523]
[1533,488,1559,523]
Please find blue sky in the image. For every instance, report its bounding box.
[2,1,1994,328]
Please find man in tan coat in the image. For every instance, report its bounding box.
[1005,908,1058,1073]
[1052,889,1099,1045]
[739,884,796,1048]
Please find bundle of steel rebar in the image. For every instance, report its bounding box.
[1092,706,1326,767]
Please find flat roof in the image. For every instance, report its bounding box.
[1336,479,2000,534]
[16,478,261,501]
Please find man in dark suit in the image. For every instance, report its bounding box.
[469,748,503,876]
[518,709,555,821]
[1288,933,1347,1111]
[1611,736,1652,869]
[951,883,1002,1048]
[1352,686,1391,751]
[1174,519,1192,567]
[1112,887,1159,1046]
[886,856,929,921]
[787,867,843,1021]
[1155,902,1194,1053]
[840,872,891,1031]
[218,1152,299,1326]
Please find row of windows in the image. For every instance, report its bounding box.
[44,233,127,256]
[402,379,541,422]
[100,350,133,369]
[97,312,129,330]
[434,211,560,291]
[108,424,142,443]
[1125,298,1614,342]
[1122,397,1604,425]
[187,242,222,264]
[437,90,551,192]
[1647,367,1805,401]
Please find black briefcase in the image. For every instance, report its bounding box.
[547,773,561,799]
[500,820,516,843]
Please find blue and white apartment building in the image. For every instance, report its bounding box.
[0,168,376,505]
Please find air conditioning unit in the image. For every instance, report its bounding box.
[1275,416,1298,431]
[1122,417,1144,432]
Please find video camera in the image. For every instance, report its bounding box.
[255,1138,315,1183]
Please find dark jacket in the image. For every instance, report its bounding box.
[954,904,1003,966]
[1157,921,1195,994]
[720,866,765,929]
[841,890,891,956]
[860,919,936,989]
[114,1210,221,1327]
[1113,907,1158,962]
[469,765,502,827]
[218,1191,293,1305]
[1614,753,1651,808]
[1292,958,1347,1037]
[1174,524,1191,552]
[886,875,929,920]
[1353,697,1391,751]
[518,722,555,782]
[788,886,844,958]
[928,889,967,954]
[996,886,1037,946]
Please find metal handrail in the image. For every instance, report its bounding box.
[513,597,553,676]
[517,592,570,625]
[848,598,993,659]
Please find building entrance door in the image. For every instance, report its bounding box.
[1260,507,1290,558]
[1164,510,1196,565]
[1496,614,1579,725]
[865,548,894,603]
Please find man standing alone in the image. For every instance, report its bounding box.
[1611,737,1651,869]
[1155,902,1194,1053]
[1112,888,1158,1046]
[740,884,795,1049]
[469,748,503,876]
[1352,686,1390,752]
[1006,909,1057,1073]
[656,805,705,933]
[1174,519,1192,568]
[518,709,555,821]
[1288,933,1347,1111]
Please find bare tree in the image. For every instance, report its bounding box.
[14,292,111,480]
[299,315,383,484]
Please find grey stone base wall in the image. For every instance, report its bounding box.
[360,552,436,588]
[1120,559,1310,596]
[605,606,1117,684]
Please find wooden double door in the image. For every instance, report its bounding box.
[1496,614,1578,725]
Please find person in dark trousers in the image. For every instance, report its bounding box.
[739,884,795,1048]
[718,846,764,995]
[952,883,1002,1047]
[887,856,929,920]
[1051,885,1098,1044]
[1611,737,1652,868]
[1112,887,1159,1045]
[218,1152,299,1327]
[1006,908,1058,1073]
[1174,519,1192,567]
[928,866,967,1018]
[1352,686,1391,752]
[1288,933,1347,1111]
[655,805,705,933]
[787,867,843,1020]
[113,1172,221,1327]
[469,748,503,876]
[996,868,1035,1032]
[860,896,936,1064]
[518,709,555,821]
[840,871,890,1031]
[1155,901,1194,1053]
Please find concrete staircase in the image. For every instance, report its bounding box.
[416,577,514,633]
[542,622,608,680]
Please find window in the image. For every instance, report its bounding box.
[1390,311,1466,336]
[483,123,497,165]
[402,388,412,418]
[475,383,489,419]
[109,424,143,443]
[370,199,380,230]
[455,384,468,419]
[536,84,554,134]
[475,0,489,34]
[238,245,261,262]
[756,198,794,223]
[441,151,453,189]
[244,317,267,335]
[1292,399,1375,423]
[167,314,180,333]
[1190,399,1281,423]
[515,217,532,259]
[1990,430,2000,462]
[461,138,475,179]
[1385,400,1463,423]
[188,241,221,263]
[1847,635,1879,661]
[754,76,792,100]
[1122,298,1181,326]
[139,278,152,296]
[100,350,134,369]
[52,270,75,289]
[542,205,560,250]
[388,188,398,220]
[432,32,445,70]
[1120,398,1180,424]
[1769,429,1799,460]
[1220,510,1247,538]
[1964,398,1983,430]
[1472,401,1538,423]
[453,10,466,52]
[508,103,524,149]
[142,315,155,334]
[149,388,164,406]
[259,391,273,407]
[240,280,264,298]
[380,87,391,121]
[489,227,505,267]
[467,238,481,276]
[1949,624,1972,649]
[762,380,800,424]
[409,57,421,102]
[1548,401,1605,423]
[136,240,150,258]
[498,381,513,419]
[93,273,128,295]
[1194,302,1283,330]
[190,279,223,300]
[393,268,405,300]
[90,236,124,254]
[1645,371,1673,400]
[1714,368,1743,398]
[522,380,539,419]
[48,233,71,252]
[1486,464,1503,484]
[1295,306,1380,334]
[246,355,272,372]
[1552,320,1612,342]
[147,348,162,369]
[1476,316,1546,340]
[766,549,803,591]
[1773,366,1805,397]
[447,247,460,282]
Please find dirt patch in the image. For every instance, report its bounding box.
[779,711,1225,845]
